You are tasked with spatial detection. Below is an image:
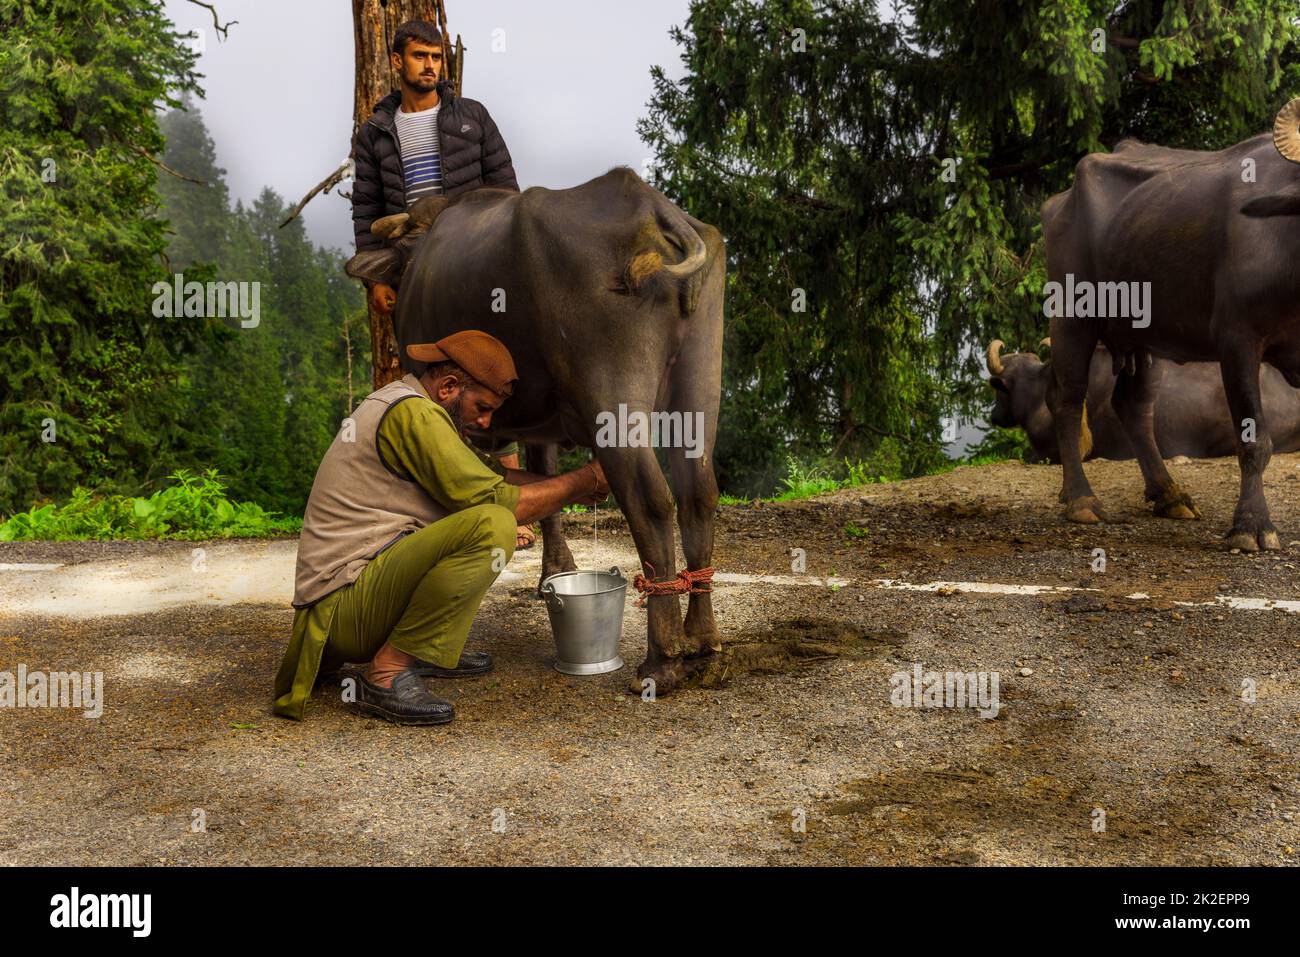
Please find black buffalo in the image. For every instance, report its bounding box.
[346,168,725,692]
[987,339,1300,463]
[1043,98,1300,550]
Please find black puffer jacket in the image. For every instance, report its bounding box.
[351,82,518,253]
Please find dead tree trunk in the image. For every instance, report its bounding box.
[351,0,461,389]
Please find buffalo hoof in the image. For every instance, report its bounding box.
[1064,498,1104,524]
[1151,485,1201,521]
[630,653,714,698]
[1225,527,1281,552]
[685,625,722,657]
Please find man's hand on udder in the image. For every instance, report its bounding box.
[574,461,610,505]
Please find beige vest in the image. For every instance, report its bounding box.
[292,375,449,607]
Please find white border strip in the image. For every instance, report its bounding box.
[711,571,1300,614]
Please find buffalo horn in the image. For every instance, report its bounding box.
[1273,97,1300,163]
[659,216,708,279]
[986,339,1006,377]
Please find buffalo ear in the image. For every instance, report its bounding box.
[1241,185,1300,217]
[990,377,1010,393]
[344,248,402,287]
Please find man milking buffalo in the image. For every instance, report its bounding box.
[273,330,610,725]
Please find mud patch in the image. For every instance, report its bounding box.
[694,617,906,689]
[814,712,1234,865]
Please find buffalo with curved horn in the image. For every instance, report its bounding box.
[1041,96,1300,550]
[345,168,726,693]
[988,340,1300,463]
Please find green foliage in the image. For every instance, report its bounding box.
[963,426,1035,465]
[0,2,364,520]
[711,430,1032,508]
[767,454,887,502]
[642,0,946,496]
[156,110,366,514]
[0,0,204,512]
[0,468,300,540]
[772,458,845,501]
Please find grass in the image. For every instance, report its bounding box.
[0,469,301,541]
[717,432,1034,508]
[0,430,1034,540]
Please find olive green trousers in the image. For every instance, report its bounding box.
[274,503,516,719]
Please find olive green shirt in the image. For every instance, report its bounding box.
[377,397,520,515]
[274,391,518,719]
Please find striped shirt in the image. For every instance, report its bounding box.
[394,103,444,203]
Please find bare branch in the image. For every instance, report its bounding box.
[186,0,237,40]
[133,143,208,185]
[280,158,353,229]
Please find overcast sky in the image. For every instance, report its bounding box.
[162,0,693,252]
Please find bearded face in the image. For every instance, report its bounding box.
[395,40,442,94]
[446,390,469,436]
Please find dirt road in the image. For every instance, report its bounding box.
[2,454,1297,865]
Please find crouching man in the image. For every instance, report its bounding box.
[274,330,608,725]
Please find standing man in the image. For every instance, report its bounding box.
[274,331,609,726]
[351,18,532,545]
[351,18,518,301]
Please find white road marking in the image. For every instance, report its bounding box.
[711,571,1300,616]
[868,578,1089,596]
[872,578,1300,614]
[713,571,851,588]
[1200,595,1300,614]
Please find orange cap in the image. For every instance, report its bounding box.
[407,330,518,398]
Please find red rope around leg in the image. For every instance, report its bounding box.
[632,563,715,607]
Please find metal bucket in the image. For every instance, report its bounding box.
[540,567,628,675]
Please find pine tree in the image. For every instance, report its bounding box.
[0,0,205,514]
[156,112,364,514]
